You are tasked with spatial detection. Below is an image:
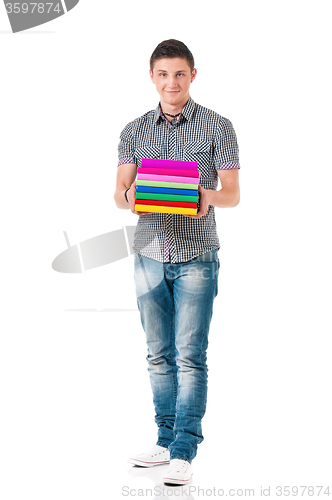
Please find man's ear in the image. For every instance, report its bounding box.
[149,69,155,84]
[191,68,197,83]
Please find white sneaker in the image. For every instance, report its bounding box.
[128,445,170,467]
[163,458,193,485]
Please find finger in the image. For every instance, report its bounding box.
[183,213,201,219]
[184,207,207,219]
[132,210,152,215]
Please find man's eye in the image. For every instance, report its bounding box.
[177,73,183,77]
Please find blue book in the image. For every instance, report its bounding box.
[136,185,198,196]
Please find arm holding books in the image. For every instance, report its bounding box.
[184,169,240,219]
[114,163,151,215]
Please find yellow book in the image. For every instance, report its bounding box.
[135,204,197,215]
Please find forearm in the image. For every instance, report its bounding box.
[207,185,240,208]
[114,185,130,210]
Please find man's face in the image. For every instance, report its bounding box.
[149,57,197,109]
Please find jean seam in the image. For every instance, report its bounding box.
[171,284,177,420]
[139,255,152,292]
[214,259,219,297]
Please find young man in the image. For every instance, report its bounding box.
[114,39,240,485]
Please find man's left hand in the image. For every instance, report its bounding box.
[183,185,211,219]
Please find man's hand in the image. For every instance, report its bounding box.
[183,169,240,218]
[183,185,211,219]
[114,164,151,215]
[127,181,152,215]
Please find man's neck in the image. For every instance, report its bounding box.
[160,97,190,123]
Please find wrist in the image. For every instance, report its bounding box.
[200,186,213,207]
[124,188,130,203]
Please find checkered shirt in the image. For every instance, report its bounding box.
[117,97,240,263]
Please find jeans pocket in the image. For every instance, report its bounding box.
[191,249,218,263]
[134,252,142,265]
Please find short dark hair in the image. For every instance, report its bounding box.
[150,39,195,72]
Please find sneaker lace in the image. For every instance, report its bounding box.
[169,459,189,472]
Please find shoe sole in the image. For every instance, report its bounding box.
[163,474,193,485]
[128,458,170,467]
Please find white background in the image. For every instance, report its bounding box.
[1,1,331,499]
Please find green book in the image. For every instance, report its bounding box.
[136,179,198,190]
[135,192,199,203]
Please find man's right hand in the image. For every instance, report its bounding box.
[114,163,151,214]
[127,181,152,215]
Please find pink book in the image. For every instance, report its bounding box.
[141,158,198,170]
[137,173,199,184]
[137,167,199,178]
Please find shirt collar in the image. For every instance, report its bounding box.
[154,96,195,124]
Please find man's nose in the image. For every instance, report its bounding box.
[168,76,178,87]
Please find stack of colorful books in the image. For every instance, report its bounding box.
[135,158,200,215]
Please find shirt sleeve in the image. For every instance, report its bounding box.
[117,121,135,167]
[213,118,241,170]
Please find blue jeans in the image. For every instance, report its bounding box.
[134,250,220,463]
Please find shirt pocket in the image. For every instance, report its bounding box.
[183,141,212,178]
[134,145,161,168]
